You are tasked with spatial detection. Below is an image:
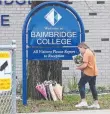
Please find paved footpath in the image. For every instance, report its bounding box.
[18,109,110,114]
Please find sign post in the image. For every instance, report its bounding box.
[22,1,85,105]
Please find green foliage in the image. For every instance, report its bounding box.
[97,86,106,92]
[68,77,78,92]
[17,94,110,113]
[16,80,22,95]
[74,55,83,64]
[107,85,110,90]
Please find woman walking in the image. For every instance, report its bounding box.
[75,42,100,109]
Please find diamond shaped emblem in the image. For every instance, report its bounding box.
[44,8,62,26]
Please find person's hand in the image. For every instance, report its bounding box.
[76,67,81,70]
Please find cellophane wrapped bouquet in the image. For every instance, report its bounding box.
[72,54,83,67]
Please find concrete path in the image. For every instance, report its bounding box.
[18,109,110,114]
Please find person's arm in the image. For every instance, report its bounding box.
[76,62,88,70]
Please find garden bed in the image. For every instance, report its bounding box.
[17,94,110,113]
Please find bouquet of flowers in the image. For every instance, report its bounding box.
[72,54,83,67]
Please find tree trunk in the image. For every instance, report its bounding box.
[27,1,62,99]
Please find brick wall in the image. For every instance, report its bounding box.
[62,1,110,91]
[0,2,30,80]
[0,1,110,92]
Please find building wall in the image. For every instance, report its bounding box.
[0,1,110,91]
[0,1,30,79]
[62,1,110,91]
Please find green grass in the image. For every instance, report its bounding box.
[17,94,110,113]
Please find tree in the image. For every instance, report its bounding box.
[27,1,63,99]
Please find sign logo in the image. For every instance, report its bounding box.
[44,8,62,26]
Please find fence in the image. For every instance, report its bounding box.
[0,41,16,114]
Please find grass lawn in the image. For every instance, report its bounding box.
[17,94,110,113]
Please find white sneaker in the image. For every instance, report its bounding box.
[75,101,88,108]
[88,103,100,109]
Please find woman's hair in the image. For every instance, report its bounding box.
[78,42,89,49]
[78,42,95,55]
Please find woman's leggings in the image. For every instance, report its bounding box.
[78,73,98,100]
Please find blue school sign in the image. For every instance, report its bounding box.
[22,1,85,105]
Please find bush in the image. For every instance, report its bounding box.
[68,77,78,93]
